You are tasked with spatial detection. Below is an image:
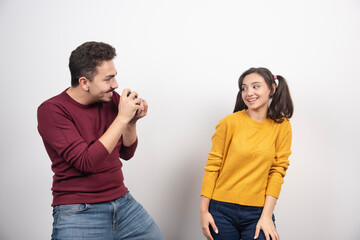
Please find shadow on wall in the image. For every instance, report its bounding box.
[162,151,206,240]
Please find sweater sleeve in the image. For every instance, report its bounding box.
[37,102,109,174]
[265,119,292,199]
[120,137,138,160]
[200,118,228,199]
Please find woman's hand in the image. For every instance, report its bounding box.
[254,215,279,240]
[200,210,218,240]
[200,196,218,240]
[254,195,279,240]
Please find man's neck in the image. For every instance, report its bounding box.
[66,87,93,105]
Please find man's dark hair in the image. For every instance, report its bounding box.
[69,41,117,87]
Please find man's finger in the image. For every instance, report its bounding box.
[138,99,145,111]
[129,91,138,99]
[122,88,131,97]
[143,100,148,112]
[133,97,141,105]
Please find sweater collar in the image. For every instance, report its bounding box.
[241,110,272,128]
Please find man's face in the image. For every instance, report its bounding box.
[88,60,118,103]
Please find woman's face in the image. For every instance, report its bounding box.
[241,73,273,113]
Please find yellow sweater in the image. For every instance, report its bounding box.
[201,110,292,207]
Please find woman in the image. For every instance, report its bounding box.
[200,67,293,240]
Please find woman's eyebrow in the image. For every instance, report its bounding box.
[242,81,262,85]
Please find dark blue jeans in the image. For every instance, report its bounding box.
[209,199,276,240]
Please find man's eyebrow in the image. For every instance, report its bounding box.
[105,72,117,78]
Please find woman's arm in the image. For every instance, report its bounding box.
[257,121,292,240]
[200,117,229,240]
[265,120,292,198]
[200,117,228,198]
[254,195,279,240]
[200,196,218,240]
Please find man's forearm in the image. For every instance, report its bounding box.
[99,116,128,153]
[122,122,137,146]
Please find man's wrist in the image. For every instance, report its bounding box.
[128,119,137,124]
[127,121,137,127]
[115,116,130,126]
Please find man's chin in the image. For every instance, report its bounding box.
[98,98,112,103]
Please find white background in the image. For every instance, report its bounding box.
[0,0,359,239]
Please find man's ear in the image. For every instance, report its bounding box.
[79,77,90,92]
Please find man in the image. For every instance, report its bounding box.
[37,41,165,239]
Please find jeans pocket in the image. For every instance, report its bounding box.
[124,191,133,201]
[54,203,89,215]
[209,199,218,212]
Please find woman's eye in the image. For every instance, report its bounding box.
[241,87,247,91]
[254,85,260,89]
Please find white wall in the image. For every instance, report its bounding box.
[0,0,359,239]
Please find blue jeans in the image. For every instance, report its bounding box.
[51,192,165,240]
[209,199,276,240]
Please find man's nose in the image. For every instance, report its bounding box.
[111,79,118,89]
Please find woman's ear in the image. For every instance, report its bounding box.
[270,83,276,97]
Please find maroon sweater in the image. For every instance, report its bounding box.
[37,90,137,207]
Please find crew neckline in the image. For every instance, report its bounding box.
[241,109,271,127]
[62,88,98,109]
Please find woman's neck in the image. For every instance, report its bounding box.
[246,108,268,122]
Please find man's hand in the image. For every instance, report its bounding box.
[118,89,140,124]
[99,89,140,154]
[129,98,148,124]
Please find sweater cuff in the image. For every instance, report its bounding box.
[265,181,283,199]
[120,138,138,160]
[200,171,218,199]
